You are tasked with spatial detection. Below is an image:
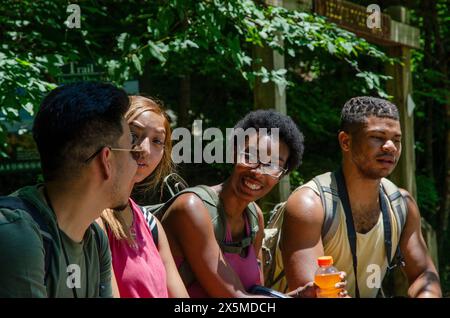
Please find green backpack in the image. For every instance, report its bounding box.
[140,174,260,287]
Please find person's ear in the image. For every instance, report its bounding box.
[338,131,351,153]
[99,147,113,180]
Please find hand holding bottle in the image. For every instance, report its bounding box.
[314,256,349,298]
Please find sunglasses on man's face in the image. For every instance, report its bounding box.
[84,145,144,163]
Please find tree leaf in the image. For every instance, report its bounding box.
[131,54,142,74]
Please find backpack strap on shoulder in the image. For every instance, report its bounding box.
[220,202,258,254]
[0,196,53,285]
[163,173,189,197]
[146,184,216,221]
[175,186,260,287]
[380,178,408,234]
[262,201,287,288]
[247,201,259,244]
[138,205,159,247]
[380,178,408,269]
[312,172,340,245]
[169,185,223,288]
[185,185,227,246]
[89,222,102,250]
[266,201,286,229]
[184,185,259,254]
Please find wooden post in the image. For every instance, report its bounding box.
[385,7,417,199]
[253,46,287,114]
[385,6,437,297]
[253,44,291,212]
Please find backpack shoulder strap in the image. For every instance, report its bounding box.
[380,178,408,267]
[150,185,217,221]
[137,205,159,247]
[0,196,53,285]
[311,172,340,245]
[190,185,226,246]
[247,202,259,244]
[157,184,259,253]
[89,221,103,250]
[189,185,220,206]
[224,201,260,255]
[176,186,260,287]
[172,185,223,288]
[380,178,408,234]
[199,186,261,254]
[266,201,286,229]
[0,196,50,233]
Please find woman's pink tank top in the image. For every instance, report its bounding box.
[175,214,261,297]
[108,198,169,298]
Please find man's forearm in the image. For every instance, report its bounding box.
[408,270,442,298]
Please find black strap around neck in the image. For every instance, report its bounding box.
[334,168,392,298]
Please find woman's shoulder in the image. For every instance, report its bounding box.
[170,190,209,214]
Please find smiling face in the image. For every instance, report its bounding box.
[344,116,402,179]
[129,110,167,183]
[229,132,290,202]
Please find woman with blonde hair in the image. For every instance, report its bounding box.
[98,95,188,298]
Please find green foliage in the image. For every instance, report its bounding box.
[105,0,393,97]
[0,0,94,157]
[0,51,60,157]
[416,174,440,224]
[289,170,304,190]
[1,0,393,160]
[412,49,449,109]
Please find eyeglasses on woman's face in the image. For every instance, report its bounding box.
[237,151,287,178]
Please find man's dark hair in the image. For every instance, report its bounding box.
[233,109,304,173]
[33,82,130,181]
[340,96,400,134]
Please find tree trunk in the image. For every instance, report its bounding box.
[424,103,434,177]
[420,0,435,179]
[441,102,450,252]
[427,0,449,258]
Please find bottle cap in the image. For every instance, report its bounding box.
[318,256,334,266]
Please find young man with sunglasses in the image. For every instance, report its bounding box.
[0,82,142,297]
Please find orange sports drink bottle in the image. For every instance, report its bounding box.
[314,256,341,298]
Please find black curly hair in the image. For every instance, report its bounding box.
[233,109,304,173]
[340,96,400,135]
